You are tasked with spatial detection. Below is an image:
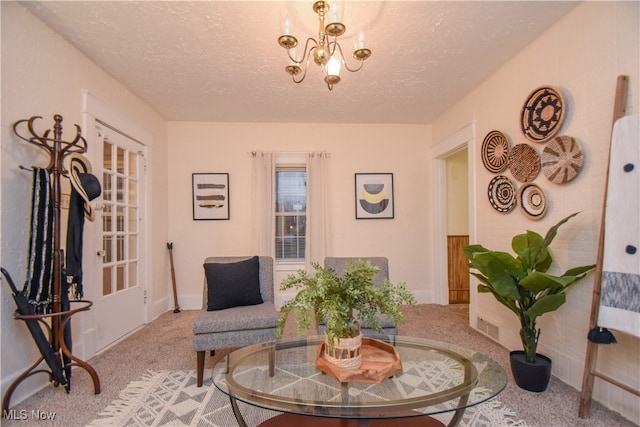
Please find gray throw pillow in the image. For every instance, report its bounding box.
[204,256,263,311]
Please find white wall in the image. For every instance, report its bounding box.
[433,2,639,422]
[1,2,169,405]
[166,122,432,309]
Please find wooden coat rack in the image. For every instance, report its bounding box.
[2,115,100,412]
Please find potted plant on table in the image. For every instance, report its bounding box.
[462,212,596,392]
[276,259,416,370]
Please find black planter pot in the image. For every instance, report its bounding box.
[509,350,552,392]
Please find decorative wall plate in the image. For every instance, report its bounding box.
[518,182,547,220]
[541,135,584,184]
[508,143,541,183]
[488,175,517,213]
[481,130,510,173]
[521,86,565,143]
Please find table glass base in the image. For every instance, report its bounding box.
[258,413,445,427]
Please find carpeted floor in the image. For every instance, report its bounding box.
[2,305,636,426]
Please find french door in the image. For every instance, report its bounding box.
[93,124,146,351]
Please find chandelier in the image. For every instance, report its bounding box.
[278,1,372,90]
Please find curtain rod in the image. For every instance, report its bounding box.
[248,150,330,157]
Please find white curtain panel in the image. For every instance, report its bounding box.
[251,151,275,257]
[306,151,329,269]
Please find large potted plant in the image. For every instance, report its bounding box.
[276,259,416,370]
[462,212,595,392]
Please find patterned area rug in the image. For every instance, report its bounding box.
[89,365,529,427]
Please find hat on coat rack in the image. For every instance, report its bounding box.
[65,153,101,222]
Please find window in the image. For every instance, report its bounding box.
[275,167,306,260]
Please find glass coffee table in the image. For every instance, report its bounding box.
[214,335,507,427]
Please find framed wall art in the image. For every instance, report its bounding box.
[192,173,230,220]
[355,173,394,219]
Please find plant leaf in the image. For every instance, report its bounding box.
[525,293,566,320]
[513,230,545,271]
[470,251,523,300]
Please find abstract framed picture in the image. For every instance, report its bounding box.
[192,173,230,220]
[355,173,394,219]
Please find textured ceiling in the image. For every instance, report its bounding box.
[21,1,578,124]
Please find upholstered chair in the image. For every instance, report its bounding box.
[321,257,398,336]
[193,256,279,387]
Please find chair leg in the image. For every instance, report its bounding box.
[197,351,205,387]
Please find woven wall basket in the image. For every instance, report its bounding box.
[481,130,510,173]
[488,175,517,213]
[521,86,565,143]
[508,143,541,183]
[541,135,584,184]
[324,332,363,370]
[518,182,547,220]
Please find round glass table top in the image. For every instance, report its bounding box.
[214,335,507,420]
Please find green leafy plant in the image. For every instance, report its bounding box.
[462,212,596,363]
[276,259,416,349]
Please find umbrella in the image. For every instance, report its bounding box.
[60,268,73,391]
[1,267,66,386]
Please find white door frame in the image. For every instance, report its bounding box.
[81,91,153,358]
[431,122,477,325]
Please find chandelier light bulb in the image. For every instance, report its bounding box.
[327,55,342,77]
[280,7,296,35]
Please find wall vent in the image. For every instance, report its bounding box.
[477,317,500,341]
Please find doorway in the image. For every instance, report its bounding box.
[81,91,152,356]
[445,149,470,305]
[431,123,476,325]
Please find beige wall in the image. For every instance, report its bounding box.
[432,2,639,421]
[1,2,169,405]
[2,0,639,422]
[446,149,469,235]
[167,122,432,308]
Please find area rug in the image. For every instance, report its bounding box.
[89,366,529,427]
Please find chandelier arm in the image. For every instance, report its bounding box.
[287,37,319,65]
[327,35,338,56]
[292,47,316,84]
[333,42,366,73]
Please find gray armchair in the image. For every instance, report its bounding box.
[193,256,278,387]
[322,257,398,336]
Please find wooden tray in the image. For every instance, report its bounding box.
[315,338,402,384]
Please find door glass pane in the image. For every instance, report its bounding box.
[129,262,137,288]
[129,235,137,258]
[116,206,125,232]
[117,236,125,261]
[116,176,124,202]
[128,208,137,232]
[103,266,112,296]
[103,236,112,263]
[103,142,113,171]
[116,265,125,291]
[128,179,137,204]
[103,173,112,201]
[102,204,112,232]
[129,152,137,178]
[117,146,125,174]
